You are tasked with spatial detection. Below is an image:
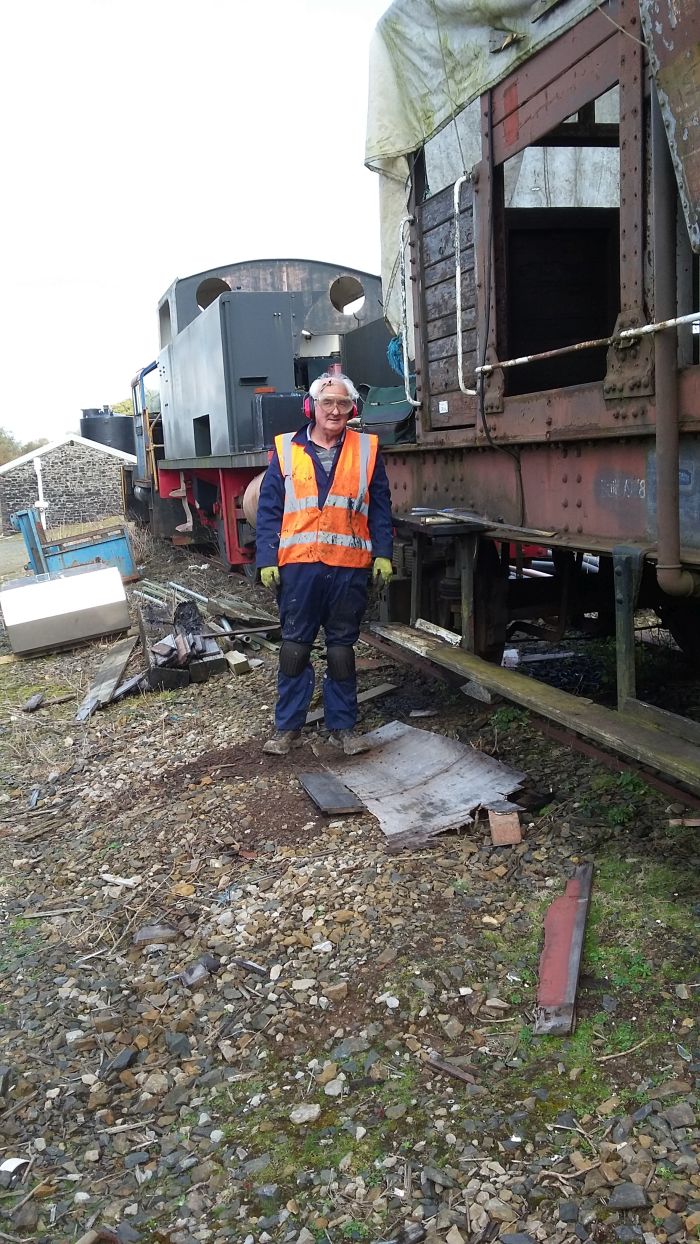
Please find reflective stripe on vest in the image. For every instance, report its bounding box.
[274,429,378,568]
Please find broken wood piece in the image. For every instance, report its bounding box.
[112,672,148,701]
[73,1227,121,1244]
[487,804,523,845]
[24,907,85,918]
[424,1054,478,1084]
[415,617,461,646]
[305,682,397,725]
[225,649,251,676]
[534,862,593,1036]
[299,771,365,815]
[151,636,176,657]
[22,693,45,712]
[227,957,268,976]
[460,680,496,704]
[74,636,138,722]
[668,817,700,826]
[22,693,73,712]
[174,634,191,665]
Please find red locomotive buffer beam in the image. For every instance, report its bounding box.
[156,465,258,569]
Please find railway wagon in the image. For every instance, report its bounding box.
[364,0,700,795]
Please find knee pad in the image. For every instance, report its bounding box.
[279,640,312,678]
[326,645,356,682]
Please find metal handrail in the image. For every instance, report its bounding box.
[398,216,421,409]
[454,174,477,396]
[475,310,700,376]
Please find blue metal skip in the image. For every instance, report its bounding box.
[10,509,138,581]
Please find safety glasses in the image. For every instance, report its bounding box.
[318,397,354,414]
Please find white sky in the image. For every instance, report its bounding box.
[0,0,388,441]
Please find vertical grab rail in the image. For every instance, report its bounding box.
[454,174,477,397]
[398,215,421,408]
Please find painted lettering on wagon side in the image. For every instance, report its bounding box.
[596,474,647,503]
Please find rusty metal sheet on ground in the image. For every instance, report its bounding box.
[326,720,524,850]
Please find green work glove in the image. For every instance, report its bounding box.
[260,566,280,589]
[372,557,394,586]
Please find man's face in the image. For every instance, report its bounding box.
[313,382,354,439]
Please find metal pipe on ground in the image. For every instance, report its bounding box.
[652,85,700,598]
[167,581,207,603]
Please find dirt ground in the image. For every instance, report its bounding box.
[0,542,698,1244]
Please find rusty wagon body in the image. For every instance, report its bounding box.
[366,0,700,794]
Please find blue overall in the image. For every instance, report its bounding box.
[256,425,393,732]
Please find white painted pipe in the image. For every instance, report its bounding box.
[33,457,47,530]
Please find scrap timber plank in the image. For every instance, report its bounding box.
[534,863,593,1036]
[298,772,365,815]
[75,636,137,722]
[370,623,700,796]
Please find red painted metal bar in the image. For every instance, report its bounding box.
[534,864,593,1035]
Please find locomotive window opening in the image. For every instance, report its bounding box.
[193,415,211,457]
[196,276,230,311]
[329,274,365,315]
[159,301,172,349]
[498,89,620,397]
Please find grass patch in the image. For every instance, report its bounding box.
[0,918,40,974]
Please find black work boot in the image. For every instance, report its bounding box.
[263,730,300,756]
[328,729,371,756]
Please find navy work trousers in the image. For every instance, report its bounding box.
[275,563,369,732]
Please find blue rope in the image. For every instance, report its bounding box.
[387,335,405,377]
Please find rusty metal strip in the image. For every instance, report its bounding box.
[534,863,593,1035]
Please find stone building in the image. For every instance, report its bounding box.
[0,435,137,535]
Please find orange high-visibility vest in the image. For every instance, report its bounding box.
[274,429,379,568]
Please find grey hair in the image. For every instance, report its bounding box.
[308,372,359,401]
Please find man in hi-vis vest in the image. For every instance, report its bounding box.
[256,372,394,755]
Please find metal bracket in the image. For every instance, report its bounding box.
[604,311,654,401]
[480,347,505,415]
